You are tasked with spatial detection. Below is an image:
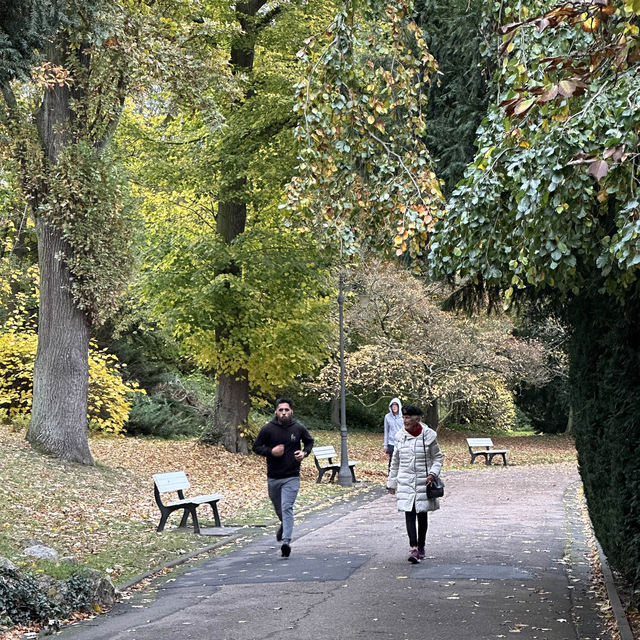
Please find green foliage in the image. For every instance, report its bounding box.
[0,0,57,83]
[119,1,339,429]
[343,398,381,431]
[445,377,518,432]
[419,0,640,593]
[243,410,268,447]
[126,394,202,438]
[307,260,551,422]
[126,375,217,439]
[429,0,640,302]
[38,144,133,324]
[568,284,640,589]
[0,564,59,626]
[0,562,95,628]
[1,0,239,326]
[0,327,141,435]
[287,0,445,260]
[143,224,333,398]
[417,0,497,193]
[515,377,569,434]
[0,167,38,327]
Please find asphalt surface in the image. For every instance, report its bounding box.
[56,463,610,640]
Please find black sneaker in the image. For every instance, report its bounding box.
[276,525,283,542]
[281,543,291,558]
[408,548,420,564]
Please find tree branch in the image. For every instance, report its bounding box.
[1,82,18,112]
[255,6,284,32]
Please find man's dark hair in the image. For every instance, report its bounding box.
[402,405,423,417]
[275,396,293,410]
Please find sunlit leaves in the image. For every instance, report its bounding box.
[286,0,445,262]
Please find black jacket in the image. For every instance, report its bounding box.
[253,418,314,479]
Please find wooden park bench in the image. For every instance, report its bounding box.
[312,445,358,484]
[153,471,224,535]
[466,437,509,466]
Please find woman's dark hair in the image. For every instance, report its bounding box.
[275,396,293,410]
[402,405,423,417]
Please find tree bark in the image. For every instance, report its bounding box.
[211,2,267,453]
[425,398,439,430]
[565,403,573,435]
[24,37,94,464]
[27,219,93,464]
[207,372,249,454]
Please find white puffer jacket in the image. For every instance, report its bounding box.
[387,424,444,513]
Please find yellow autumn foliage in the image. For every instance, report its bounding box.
[0,329,143,435]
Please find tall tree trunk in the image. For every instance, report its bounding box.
[27,219,93,464]
[210,2,266,453]
[25,38,94,464]
[213,372,250,454]
[425,398,439,430]
[565,403,573,435]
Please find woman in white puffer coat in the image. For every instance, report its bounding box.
[387,404,444,564]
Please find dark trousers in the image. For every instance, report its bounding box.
[405,507,428,548]
[386,445,394,471]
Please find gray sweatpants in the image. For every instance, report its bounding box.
[267,476,300,545]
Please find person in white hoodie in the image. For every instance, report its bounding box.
[387,405,444,564]
[383,397,404,471]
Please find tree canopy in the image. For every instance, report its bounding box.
[428,0,640,303]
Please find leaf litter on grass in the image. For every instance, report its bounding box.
[0,424,577,587]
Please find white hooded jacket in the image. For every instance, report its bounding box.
[384,397,403,447]
[387,423,444,513]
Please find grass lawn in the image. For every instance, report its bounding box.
[0,423,576,586]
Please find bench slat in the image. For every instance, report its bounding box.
[153,471,190,493]
[313,445,338,458]
[466,438,494,447]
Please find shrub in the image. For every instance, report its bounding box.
[0,563,95,629]
[126,393,204,439]
[0,329,142,436]
[444,377,517,432]
[125,374,216,439]
[0,564,60,626]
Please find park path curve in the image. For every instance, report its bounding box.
[55,462,608,640]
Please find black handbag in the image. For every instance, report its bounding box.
[423,433,444,498]
[427,475,445,499]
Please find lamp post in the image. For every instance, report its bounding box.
[337,273,353,487]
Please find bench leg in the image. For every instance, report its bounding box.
[329,468,338,483]
[189,506,201,534]
[470,453,488,465]
[157,511,170,533]
[209,501,221,528]
[349,465,357,483]
[178,508,190,528]
[487,453,508,466]
[316,470,324,484]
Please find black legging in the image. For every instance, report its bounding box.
[405,507,428,548]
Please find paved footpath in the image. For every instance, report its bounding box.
[57,463,609,640]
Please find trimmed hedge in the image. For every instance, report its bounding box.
[568,286,640,591]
